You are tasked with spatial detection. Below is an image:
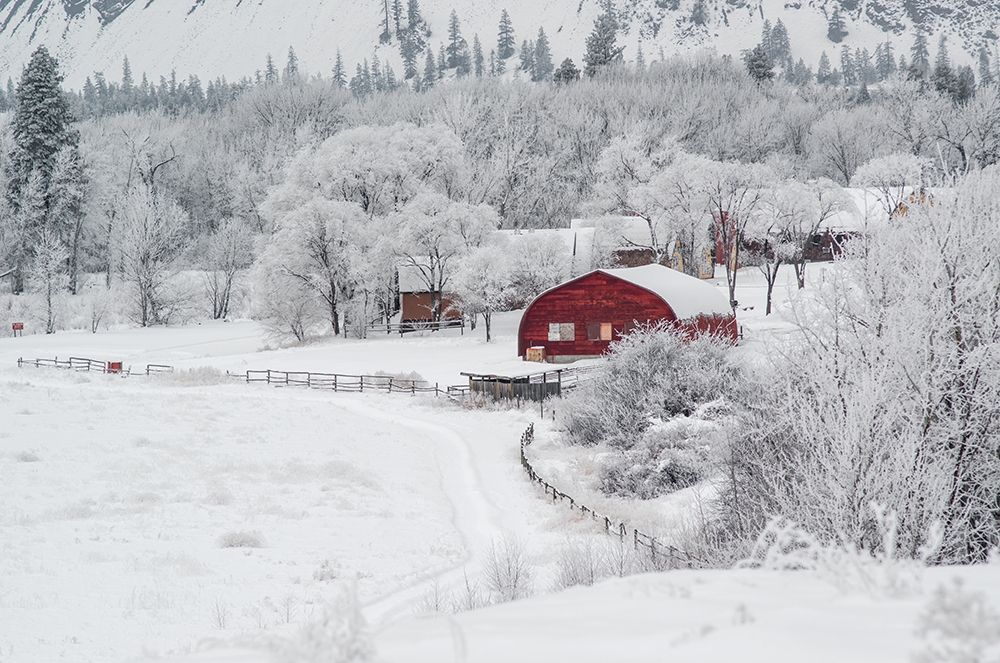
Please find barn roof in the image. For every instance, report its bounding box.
[398,264,430,293]
[600,264,732,320]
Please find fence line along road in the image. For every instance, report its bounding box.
[519,423,700,568]
[240,368,467,398]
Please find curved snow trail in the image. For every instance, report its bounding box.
[326,396,515,626]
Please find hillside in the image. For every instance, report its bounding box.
[0,0,993,88]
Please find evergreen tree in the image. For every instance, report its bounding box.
[121,56,134,95]
[954,65,976,102]
[264,54,279,83]
[284,47,300,83]
[910,32,930,79]
[333,50,347,88]
[978,47,994,88]
[423,48,437,86]
[438,43,447,77]
[380,0,392,43]
[840,45,856,85]
[827,7,848,43]
[553,57,581,84]
[349,63,370,97]
[489,50,497,76]
[400,34,420,79]
[4,47,78,292]
[497,10,516,60]
[533,28,554,81]
[583,0,621,77]
[932,34,956,96]
[519,40,535,75]
[817,51,832,84]
[855,80,871,104]
[770,20,790,60]
[446,11,470,73]
[392,0,403,34]
[855,47,874,84]
[690,0,708,26]
[743,44,774,82]
[472,34,485,78]
[635,41,646,71]
[792,58,812,85]
[760,19,773,57]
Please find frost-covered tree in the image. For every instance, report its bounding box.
[553,58,580,84]
[744,45,774,83]
[203,219,254,319]
[332,50,347,88]
[497,10,516,61]
[28,229,69,334]
[725,167,1000,563]
[114,186,188,327]
[391,192,498,321]
[851,153,931,216]
[583,0,621,77]
[47,145,87,293]
[533,28,554,82]
[743,181,810,314]
[472,35,485,78]
[453,242,515,341]
[507,232,571,302]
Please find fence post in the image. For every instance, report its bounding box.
[360,375,364,393]
[333,374,338,392]
[633,529,639,550]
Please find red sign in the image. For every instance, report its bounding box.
[107,361,123,374]
[11,322,23,331]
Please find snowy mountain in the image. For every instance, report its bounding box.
[0,0,993,88]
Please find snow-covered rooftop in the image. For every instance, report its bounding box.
[600,264,732,320]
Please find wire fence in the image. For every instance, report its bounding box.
[519,423,700,568]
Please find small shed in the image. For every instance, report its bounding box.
[517,264,736,361]
[397,264,462,323]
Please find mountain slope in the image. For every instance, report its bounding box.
[0,0,992,88]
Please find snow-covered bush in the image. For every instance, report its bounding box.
[483,535,533,603]
[281,582,374,663]
[562,323,740,448]
[217,530,265,548]
[912,578,1000,663]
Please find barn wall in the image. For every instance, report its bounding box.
[518,272,676,357]
[401,293,462,322]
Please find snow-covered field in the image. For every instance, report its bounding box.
[8,265,996,663]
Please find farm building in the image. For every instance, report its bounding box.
[518,263,737,362]
[397,264,462,324]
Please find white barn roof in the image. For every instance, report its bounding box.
[600,264,731,320]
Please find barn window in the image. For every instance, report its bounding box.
[811,234,823,246]
[549,323,575,341]
[587,323,614,341]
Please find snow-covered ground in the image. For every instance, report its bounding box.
[8,263,974,663]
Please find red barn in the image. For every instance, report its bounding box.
[518,264,737,362]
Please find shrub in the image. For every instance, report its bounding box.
[217,530,265,548]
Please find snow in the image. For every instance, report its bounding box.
[1,260,976,663]
[601,264,733,319]
[0,0,978,90]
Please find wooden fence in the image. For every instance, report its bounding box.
[461,366,597,403]
[17,357,174,377]
[518,423,699,568]
[369,319,466,336]
[240,368,466,397]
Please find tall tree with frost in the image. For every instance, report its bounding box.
[472,35,485,78]
[826,7,847,43]
[454,242,515,342]
[497,10,516,60]
[743,45,774,82]
[28,229,69,334]
[264,54,279,83]
[910,32,930,79]
[4,47,79,292]
[533,28,554,81]
[333,50,347,87]
[583,0,621,77]
[553,57,581,84]
[518,39,535,75]
[446,10,470,74]
[817,51,832,83]
[423,48,437,86]
[47,145,87,293]
[284,47,300,83]
[978,47,995,88]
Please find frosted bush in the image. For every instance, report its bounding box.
[14,451,41,463]
[217,530,265,548]
[280,582,374,663]
[483,535,533,603]
[912,578,1000,663]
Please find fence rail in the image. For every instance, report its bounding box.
[241,368,457,396]
[461,365,598,403]
[17,357,174,377]
[518,423,699,568]
[370,319,466,336]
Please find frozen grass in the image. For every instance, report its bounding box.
[218,530,266,548]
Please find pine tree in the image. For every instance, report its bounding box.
[690,0,708,26]
[954,65,976,102]
[284,47,300,83]
[977,47,994,88]
[840,45,855,86]
[423,48,437,86]
[760,19,773,57]
[910,32,930,79]
[371,55,385,91]
[121,56,134,95]
[489,50,497,76]
[533,28,554,81]
[400,34,420,79]
[932,34,955,96]
[446,10,470,73]
[407,0,426,34]
[264,54,279,83]
[391,0,403,34]
[743,44,774,82]
[519,39,535,75]
[770,20,790,60]
[333,50,347,88]
[856,48,874,84]
[583,0,620,77]
[497,10,516,60]
[817,51,832,84]
[553,57,581,84]
[472,35,485,78]
[635,41,645,71]
[827,7,848,43]
[438,43,447,77]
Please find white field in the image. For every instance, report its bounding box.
[6,265,997,663]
